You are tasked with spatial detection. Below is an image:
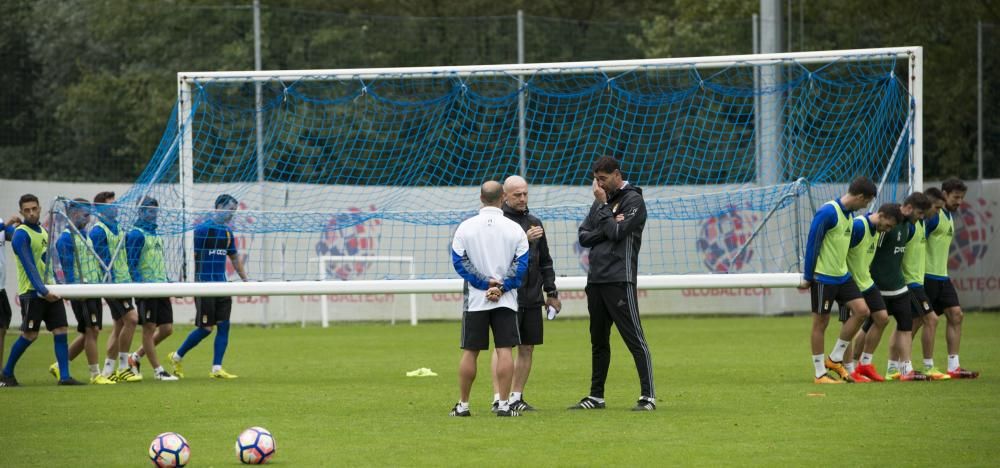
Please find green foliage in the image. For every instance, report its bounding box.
[2,314,999,466]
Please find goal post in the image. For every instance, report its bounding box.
[312,255,418,327]
[48,47,922,317]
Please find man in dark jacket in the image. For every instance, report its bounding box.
[490,175,561,413]
[569,156,656,411]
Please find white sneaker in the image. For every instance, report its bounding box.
[154,370,179,381]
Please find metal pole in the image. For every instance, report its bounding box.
[910,48,924,191]
[517,10,527,178]
[786,0,792,52]
[253,0,270,325]
[977,21,984,311]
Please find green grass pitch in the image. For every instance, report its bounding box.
[2,313,999,466]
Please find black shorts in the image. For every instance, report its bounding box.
[460,307,520,351]
[924,278,961,315]
[516,305,544,346]
[908,286,933,318]
[885,292,914,332]
[195,296,232,327]
[810,281,863,319]
[106,297,136,321]
[861,287,886,314]
[137,298,174,326]
[19,294,68,332]
[0,289,12,329]
[70,299,103,333]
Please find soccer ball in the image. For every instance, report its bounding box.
[148,432,190,467]
[236,426,277,464]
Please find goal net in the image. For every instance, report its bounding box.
[47,47,921,299]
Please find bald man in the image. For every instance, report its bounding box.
[488,176,560,413]
[449,181,530,417]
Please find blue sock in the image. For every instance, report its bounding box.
[177,327,212,358]
[213,320,230,366]
[54,334,71,381]
[3,336,34,377]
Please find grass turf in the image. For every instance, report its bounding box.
[1,313,998,466]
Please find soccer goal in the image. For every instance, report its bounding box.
[46,47,923,308]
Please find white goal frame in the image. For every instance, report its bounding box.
[48,46,922,300]
[311,255,418,327]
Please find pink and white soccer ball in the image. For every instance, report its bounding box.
[236,426,277,464]
[149,432,191,467]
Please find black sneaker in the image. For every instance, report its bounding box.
[0,375,19,387]
[631,397,656,411]
[568,396,605,410]
[496,408,521,417]
[491,400,500,413]
[448,403,471,417]
[510,399,535,412]
[58,378,86,386]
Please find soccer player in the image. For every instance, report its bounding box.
[90,191,142,382]
[488,175,560,413]
[570,156,656,411]
[901,187,950,380]
[167,194,248,379]
[50,198,116,385]
[449,181,529,417]
[0,214,21,369]
[799,176,876,384]
[856,192,933,381]
[842,203,903,383]
[125,197,178,381]
[922,178,978,379]
[1,194,83,387]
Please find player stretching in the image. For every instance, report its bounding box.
[1,194,83,387]
[902,188,950,380]
[799,176,875,384]
[168,194,248,379]
[125,197,178,381]
[842,203,903,382]
[91,191,141,382]
[50,199,116,384]
[921,178,978,379]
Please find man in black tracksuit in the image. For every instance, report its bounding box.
[569,156,656,412]
[491,175,561,412]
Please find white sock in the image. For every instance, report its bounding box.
[457,401,469,411]
[923,358,934,370]
[498,400,509,411]
[212,364,222,373]
[902,360,913,374]
[170,351,181,362]
[887,360,900,373]
[845,361,856,373]
[510,392,522,402]
[154,366,165,374]
[860,353,874,366]
[103,358,116,376]
[89,364,100,378]
[118,352,129,369]
[947,354,960,372]
[493,393,500,404]
[829,339,850,362]
[813,354,826,379]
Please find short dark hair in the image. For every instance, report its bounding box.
[140,196,159,207]
[847,176,877,198]
[941,177,967,194]
[903,192,931,211]
[592,156,620,175]
[19,193,39,209]
[94,191,116,204]
[215,194,238,208]
[924,187,945,202]
[877,203,904,224]
[68,197,91,213]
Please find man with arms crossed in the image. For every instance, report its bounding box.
[449,181,529,417]
[922,178,978,379]
[799,176,875,384]
[489,175,560,413]
[570,156,656,411]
